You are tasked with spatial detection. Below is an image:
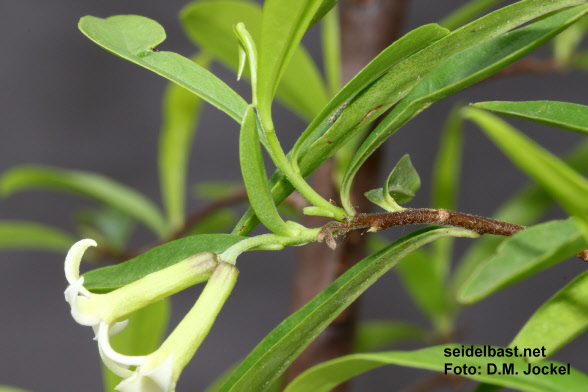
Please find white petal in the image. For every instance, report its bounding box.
[115,355,174,392]
[64,239,97,285]
[97,323,146,367]
[64,277,100,326]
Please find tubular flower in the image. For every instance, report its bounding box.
[115,262,239,392]
[63,239,220,388]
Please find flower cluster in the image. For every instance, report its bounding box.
[64,239,238,391]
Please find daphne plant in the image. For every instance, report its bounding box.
[2,0,588,391]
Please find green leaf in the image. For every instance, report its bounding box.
[510,269,588,362]
[256,0,325,129]
[354,321,428,353]
[180,0,328,121]
[83,234,245,293]
[384,154,421,206]
[472,100,588,136]
[0,221,75,253]
[235,0,588,236]
[440,0,506,31]
[553,16,588,64]
[364,154,421,211]
[194,182,244,201]
[185,209,237,235]
[102,300,170,391]
[340,5,588,215]
[291,23,449,164]
[79,15,247,123]
[321,4,341,96]
[76,208,134,251]
[464,107,588,237]
[309,0,340,27]
[458,219,588,305]
[218,226,478,391]
[453,139,588,291]
[430,106,464,285]
[284,345,588,392]
[159,53,212,230]
[0,166,167,238]
[395,248,453,332]
[240,106,291,235]
[0,387,29,392]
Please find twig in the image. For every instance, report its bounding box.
[490,58,563,81]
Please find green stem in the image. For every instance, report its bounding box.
[220,228,320,264]
[263,124,347,221]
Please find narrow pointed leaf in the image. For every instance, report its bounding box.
[464,107,588,235]
[309,0,340,27]
[218,227,478,391]
[553,16,588,64]
[321,5,341,96]
[0,387,29,392]
[459,219,588,305]
[0,166,167,237]
[430,106,464,283]
[186,209,237,236]
[76,208,133,251]
[284,345,588,392]
[181,1,328,121]
[159,53,212,230]
[472,101,588,135]
[240,106,291,235]
[193,182,244,201]
[102,300,170,391]
[83,234,245,293]
[395,248,453,332]
[235,0,588,236]
[0,221,75,253]
[256,0,324,129]
[354,321,428,352]
[79,15,247,123]
[510,269,588,361]
[453,139,588,291]
[340,5,588,215]
[440,0,506,30]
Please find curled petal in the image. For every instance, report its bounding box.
[64,277,100,326]
[97,323,146,368]
[92,319,129,340]
[64,239,97,287]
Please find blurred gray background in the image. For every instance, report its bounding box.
[1,1,587,391]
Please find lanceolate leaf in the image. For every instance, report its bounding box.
[472,101,588,135]
[83,234,245,293]
[159,53,212,230]
[0,387,29,392]
[256,0,324,130]
[309,0,340,27]
[459,219,587,305]
[395,248,453,332]
[218,227,478,391]
[464,107,588,236]
[440,0,506,31]
[102,300,170,391]
[0,221,75,253]
[0,166,167,238]
[453,139,588,291]
[284,345,588,392]
[234,0,588,236]
[321,4,341,96]
[79,15,247,123]
[240,106,291,235]
[430,106,464,283]
[340,5,588,215]
[511,270,588,362]
[354,321,428,353]
[291,23,449,164]
[180,1,328,121]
